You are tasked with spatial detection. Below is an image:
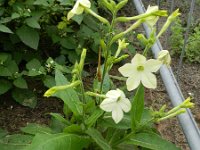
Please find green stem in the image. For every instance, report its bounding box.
[85,91,106,99]
[99,12,117,94]
[115,10,167,22]
[109,75,127,81]
[110,20,143,46]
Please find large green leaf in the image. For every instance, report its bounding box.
[125,132,180,150]
[13,77,28,89]
[60,37,77,49]
[25,18,40,29]
[0,134,33,150]
[26,59,45,76]
[16,26,39,49]
[85,108,103,127]
[20,123,52,135]
[0,24,13,33]
[12,89,37,108]
[54,69,83,116]
[131,85,144,131]
[0,79,12,95]
[50,113,70,125]
[86,128,112,150]
[24,133,90,150]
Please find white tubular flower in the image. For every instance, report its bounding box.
[145,5,159,28]
[118,53,162,91]
[67,0,91,20]
[100,89,131,124]
[157,50,171,67]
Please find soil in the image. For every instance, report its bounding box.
[0,1,200,150]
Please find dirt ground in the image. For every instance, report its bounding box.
[0,1,199,150]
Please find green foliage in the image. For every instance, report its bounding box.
[169,18,184,55]
[0,0,103,106]
[24,133,90,150]
[185,25,200,63]
[170,17,200,63]
[125,132,180,150]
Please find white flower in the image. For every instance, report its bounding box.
[67,0,91,20]
[145,5,159,28]
[157,50,171,67]
[100,89,131,124]
[118,53,162,91]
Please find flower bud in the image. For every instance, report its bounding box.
[118,39,129,50]
[157,9,180,38]
[181,97,195,108]
[157,50,171,66]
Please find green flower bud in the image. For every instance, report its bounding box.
[116,0,128,12]
[157,9,180,38]
[44,80,81,97]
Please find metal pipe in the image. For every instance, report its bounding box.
[132,0,200,149]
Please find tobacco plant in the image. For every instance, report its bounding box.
[0,0,194,150]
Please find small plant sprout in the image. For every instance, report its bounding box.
[100,89,131,123]
[157,50,171,66]
[67,0,91,20]
[118,54,162,91]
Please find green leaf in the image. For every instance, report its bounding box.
[0,53,11,63]
[16,26,39,49]
[0,66,12,76]
[12,89,37,108]
[24,133,90,150]
[63,124,82,134]
[54,69,83,116]
[131,85,144,131]
[13,77,28,89]
[72,15,84,25]
[86,128,112,150]
[26,59,45,76]
[60,37,77,49]
[26,59,41,70]
[57,0,73,5]
[43,75,55,88]
[0,24,13,33]
[50,113,70,125]
[20,123,52,135]
[99,113,131,130]
[0,79,12,95]
[25,18,41,29]
[0,134,33,150]
[125,132,180,150]
[85,109,103,127]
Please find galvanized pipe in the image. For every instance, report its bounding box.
[132,0,200,149]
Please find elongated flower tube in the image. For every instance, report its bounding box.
[67,0,91,20]
[100,89,131,124]
[145,5,159,28]
[118,54,162,91]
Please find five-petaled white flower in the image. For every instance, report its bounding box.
[118,53,162,91]
[67,0,91,20]
[145,5,159,28]
[157,50,171,67]
[100,89,131,124]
